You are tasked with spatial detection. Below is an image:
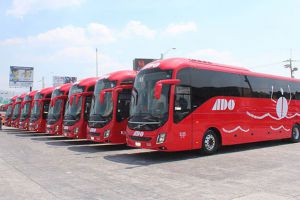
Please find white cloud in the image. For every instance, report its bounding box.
[87,23,116,44]
[163,22,197,35]
[0,23,116,47]
[186,49,242,66]
[7,0,83,18]
[0,21,197,48]
[120,20,157,39]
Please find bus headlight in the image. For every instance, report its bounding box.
[156,133,166,144]
[74,127,79,134]
[55,125,59,132]
[104,130,110,138]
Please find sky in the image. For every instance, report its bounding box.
[0,0,300,93]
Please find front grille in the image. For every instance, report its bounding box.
[130,136,152,142]
[63,128,71,133]
[89,132,100,137]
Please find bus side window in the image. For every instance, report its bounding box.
[84,96,92,120]
[174,86,191,123]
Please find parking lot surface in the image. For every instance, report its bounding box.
[0,127,300,200]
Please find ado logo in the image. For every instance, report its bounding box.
[133,131,144,137]
[212,99,235,111]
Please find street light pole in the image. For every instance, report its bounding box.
[160,47,176,59]
[96,48,99,77]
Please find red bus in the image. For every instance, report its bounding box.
[126,58,300,154]
[11,93,27,128]
[29,87,54,132]
[19,90,38,130]
[4,95,18,127]
[46,83,72,135]
[86,70,137,143]
[63,77,98,139]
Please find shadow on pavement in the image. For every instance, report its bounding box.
[3,129,28,134]
[67,143,131,154]
[46,140,97,146]
[104,140,290,166]
[14,133,52,138]
[30,135,70,141]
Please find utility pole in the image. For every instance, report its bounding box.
[96,48,99,77]
[283,59,298,78]
[283,49,298,78]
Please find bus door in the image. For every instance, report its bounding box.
[173,85,193,150]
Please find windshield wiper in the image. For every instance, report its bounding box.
[64,114,75,120]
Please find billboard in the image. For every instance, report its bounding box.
[9,66,34,87]
[133,58,157,71]
[53,76,77,87]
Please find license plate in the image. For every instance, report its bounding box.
[47,125,50,128]
[91,136,94,140]
[135,142,141,147]
[90,128,96,133]
[64,133,67,136]
[64,126,69,130]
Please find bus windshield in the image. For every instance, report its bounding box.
[48,89,64,122]
[20,96,33,121]
[6,105,12,118]
[89,79,116,122]
[12,103,21,120]
[128,68,172,130]
[30,93,43,121]
[64,85,85,121]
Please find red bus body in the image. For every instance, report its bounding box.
[126,58,300,152]
[11,93,27,128]
[46,83,72,135]
[86,70,137,144]
[29,87,54,132]
[63,78,98,139]
[4,96,18,127]
[19,90,38,130]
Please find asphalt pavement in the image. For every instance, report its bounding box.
[0,127,300,200]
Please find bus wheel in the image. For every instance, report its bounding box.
[291,124,300,143]
[202,129,220,155]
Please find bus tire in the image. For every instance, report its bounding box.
[291,124,300,143]
[201,129,220,155]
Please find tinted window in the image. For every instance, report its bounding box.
[84,96,92,120]
[116,89,132,122]
[174,86,192,123]
[88,86,95,92]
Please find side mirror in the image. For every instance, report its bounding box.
[154,79,180,99]
[50,97,56,107]
[69,94,76,105]
[50,96,68,107]
[100,88,114,104]
[115,85,133,93]
[75,94,81,105]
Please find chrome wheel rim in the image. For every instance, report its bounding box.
[204,133,215,151]
[293,127,300,140]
